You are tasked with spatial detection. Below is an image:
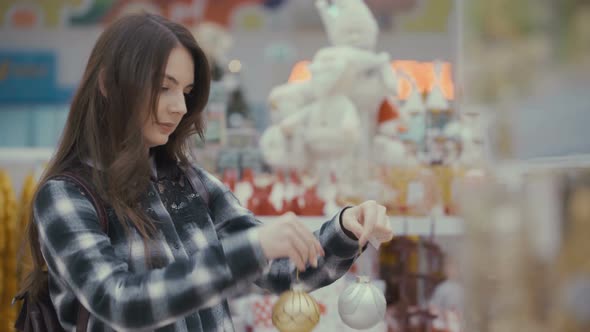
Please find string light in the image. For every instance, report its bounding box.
[228,59,242,73]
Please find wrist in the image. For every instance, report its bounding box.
[339,206,358,240]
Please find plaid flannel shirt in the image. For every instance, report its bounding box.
[34,161,361,331]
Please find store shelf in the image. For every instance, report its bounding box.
[0,147,54,163]
[257,216,463,236]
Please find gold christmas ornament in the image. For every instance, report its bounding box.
[272,283,321,332]
[338,275,386,330]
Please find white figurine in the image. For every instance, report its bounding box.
[259,125,307,172]
[267,81,314,122]
[372,135,407,167]
[262,0,406,199]
[399,70,426,116]
[315,0,379,51]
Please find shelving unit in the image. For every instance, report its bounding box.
[258,216,464,236]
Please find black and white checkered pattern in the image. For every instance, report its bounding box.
[34,162,360,331]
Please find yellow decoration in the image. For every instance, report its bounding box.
[553,186,590,331]
[0,181,4,307]
[16,172,38,286]
[272,284,321,332]
[385,166,439,216]
[432,165,465,215]
[0,169,18,330]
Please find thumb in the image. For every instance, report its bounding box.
[342,213,363,240]
[359,227,371,247]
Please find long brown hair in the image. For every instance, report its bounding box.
[20,13,210,298]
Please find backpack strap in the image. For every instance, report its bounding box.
[57,172,109,232]
[51,172,108,332]
[180,165,210,206]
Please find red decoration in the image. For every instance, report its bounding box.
[252,295,276,329]
[202,0,263,26]
[378,99,399,123]
[222,168,238,192]
[241,168,255,184]
[248,178,280,216]
[274,171,294,214]
[296,185,325,216]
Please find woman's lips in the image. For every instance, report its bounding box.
[158,122,176,134]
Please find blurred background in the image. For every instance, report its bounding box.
[0,1,589,331]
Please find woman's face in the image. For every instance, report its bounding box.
[143,46,195,148]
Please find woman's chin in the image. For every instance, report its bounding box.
[146,135,169,148]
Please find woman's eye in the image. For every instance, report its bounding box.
[161,86,170,92]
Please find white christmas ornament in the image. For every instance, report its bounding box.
[338,276,387,330]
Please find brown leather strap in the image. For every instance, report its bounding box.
[58,172,109,233]
[181,165,210,205]
[53,172,108,332]
[75,303,90,332]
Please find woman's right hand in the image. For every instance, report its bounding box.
[258,212,324,271]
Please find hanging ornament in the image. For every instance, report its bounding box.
[338,275,387,330]
[272,280,321,332]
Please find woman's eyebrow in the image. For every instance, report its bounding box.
[165,74,194,89]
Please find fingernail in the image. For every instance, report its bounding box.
[312,258,318,268]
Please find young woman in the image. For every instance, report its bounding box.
[21,13,393,331]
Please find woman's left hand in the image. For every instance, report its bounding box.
[341,200,394,247]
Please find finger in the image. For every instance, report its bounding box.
[289,231,309,271]
[293,223,319,268]
[315,237,325,257]
[343,207,364,239]
[289,252,305,272]
[288,238,306,271]
[279,211,296,223]
[374,206,393,242]
[359,202,378,246]
[346,219,364,240]
[294,221,322,256]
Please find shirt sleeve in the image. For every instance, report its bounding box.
[34,179,267,331]
[197,167,363,294]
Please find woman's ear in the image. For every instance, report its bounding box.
[99,69,107,97]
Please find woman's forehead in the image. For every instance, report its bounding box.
[164,46,194,86]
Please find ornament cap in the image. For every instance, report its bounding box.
[356,275,370,283]
[292,282,305,291]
